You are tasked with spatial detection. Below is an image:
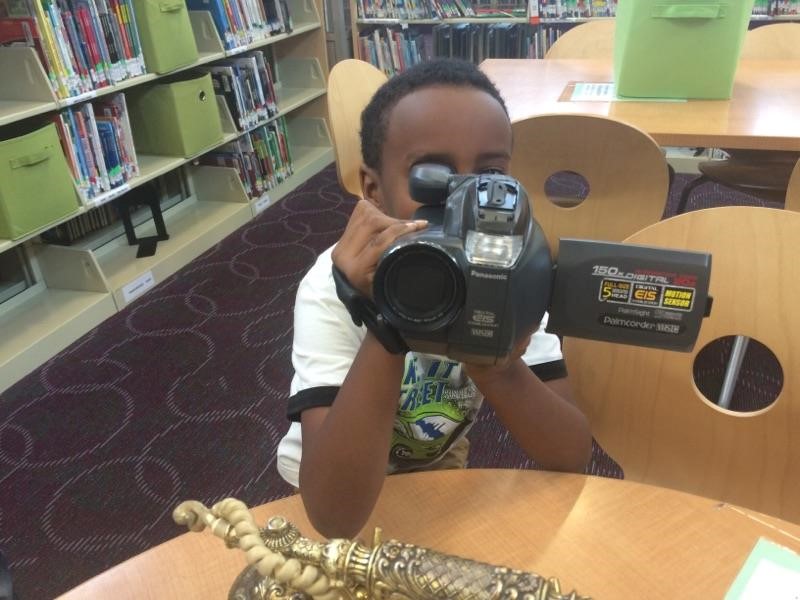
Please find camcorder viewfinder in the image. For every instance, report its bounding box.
[345,164,712,365]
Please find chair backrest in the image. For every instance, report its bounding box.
[741,23,800,59]
[544,20,616,59]
[563,207,800,523]
[327,59,388,198]
[509,114,669,258]
[786,158,800,212]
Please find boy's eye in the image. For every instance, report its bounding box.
[480,167,505,175]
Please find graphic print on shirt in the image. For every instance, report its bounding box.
[390,354,482,470]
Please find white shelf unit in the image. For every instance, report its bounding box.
[0,0,332,393]
[82,166,252,309]
[0,246,117,389]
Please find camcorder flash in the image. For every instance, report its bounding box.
[333,164,712,365]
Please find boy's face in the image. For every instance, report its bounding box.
[361,86,513,220]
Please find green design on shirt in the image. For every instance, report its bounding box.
[389,355,481,469]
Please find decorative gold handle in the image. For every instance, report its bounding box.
[173,499,590,600]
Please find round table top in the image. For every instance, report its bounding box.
[58,469,800,599]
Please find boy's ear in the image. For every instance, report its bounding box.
[359,165,383,210]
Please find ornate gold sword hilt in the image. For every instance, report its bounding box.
[173,498,590,600]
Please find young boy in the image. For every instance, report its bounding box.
[277,59,592,538]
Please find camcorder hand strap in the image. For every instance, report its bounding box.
[332,266,409,355]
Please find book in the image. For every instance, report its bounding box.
[186,0,235,49]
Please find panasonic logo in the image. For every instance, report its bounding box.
[470,270,507,280]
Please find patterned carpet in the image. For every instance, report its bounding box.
[0,164,783,598]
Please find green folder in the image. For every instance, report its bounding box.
[614,0,756,99]
[0,123,80,240]
[132,0,199,74]
[128,72,224,158]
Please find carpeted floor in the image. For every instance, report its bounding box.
[0,164,783,598]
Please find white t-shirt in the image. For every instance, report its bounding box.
[276,246,564,487]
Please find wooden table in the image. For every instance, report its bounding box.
[58,469,800,599]
[481,59,800,151]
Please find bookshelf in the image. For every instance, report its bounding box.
[0,0,333,392]
[349,1,800,71]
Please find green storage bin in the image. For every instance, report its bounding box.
[614,0,755,99]
[128,72,224,157]
[0,123,80,240]
[131,0,199,74]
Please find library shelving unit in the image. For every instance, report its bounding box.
[0,0,333,392]
[349,1,800,68]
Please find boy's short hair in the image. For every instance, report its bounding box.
[360,59,509,171]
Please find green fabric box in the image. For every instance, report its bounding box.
[132,0,199,74]
[614,0,755,99]
[128,72,224,157]
[0,123,80,240]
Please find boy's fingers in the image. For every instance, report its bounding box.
[369,219,428,249]
[332,201,428,297]
[336,206,387,257]
[342,201,399,249]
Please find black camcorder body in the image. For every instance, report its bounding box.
[357,163,713,364]
[373,164,553,365]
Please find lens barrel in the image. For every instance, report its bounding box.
[374,244,465,333]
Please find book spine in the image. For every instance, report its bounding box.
[81,103,110,191]
[82,0,115,83]
[33,0,71,96]
[59,0,93,89]
[121,0,144,73]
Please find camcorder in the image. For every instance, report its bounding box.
[334,164,712,365]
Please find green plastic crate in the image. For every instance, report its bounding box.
[0,123,80,240]
[132,0,199,74]
[128,72,224,157]
[614,0,755,99]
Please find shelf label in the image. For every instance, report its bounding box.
[571,82,616,101]
[226,45,248,56]
[86,183,131,209]
[103,183,131,204]
[61,90,97,107]
[122,270,156,304]
[254,194,271,215]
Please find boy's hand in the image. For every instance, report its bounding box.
[463,333,532,386]
[332,200,427,298]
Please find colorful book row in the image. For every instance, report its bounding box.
[198,117,292,198]
[753,0,800,15]
[39,201,118,244]
[356,0,527,20]
[185,0,291,51]
[200,49,277,131]
[358,0,800,20]
[0,0,145,99]
[535,0,616,19]
[54,92,139,203]
[359,22,544,73]
[358,27,428,77]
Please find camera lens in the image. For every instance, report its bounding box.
[375,245,465,331]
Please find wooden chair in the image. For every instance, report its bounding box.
[544,20,616,59]
[327,59,388,198]
[678,24,800,212]
[787,158,800,212]
[509,114,669,258]
[563,207,800,524]
[740,22,800,59]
